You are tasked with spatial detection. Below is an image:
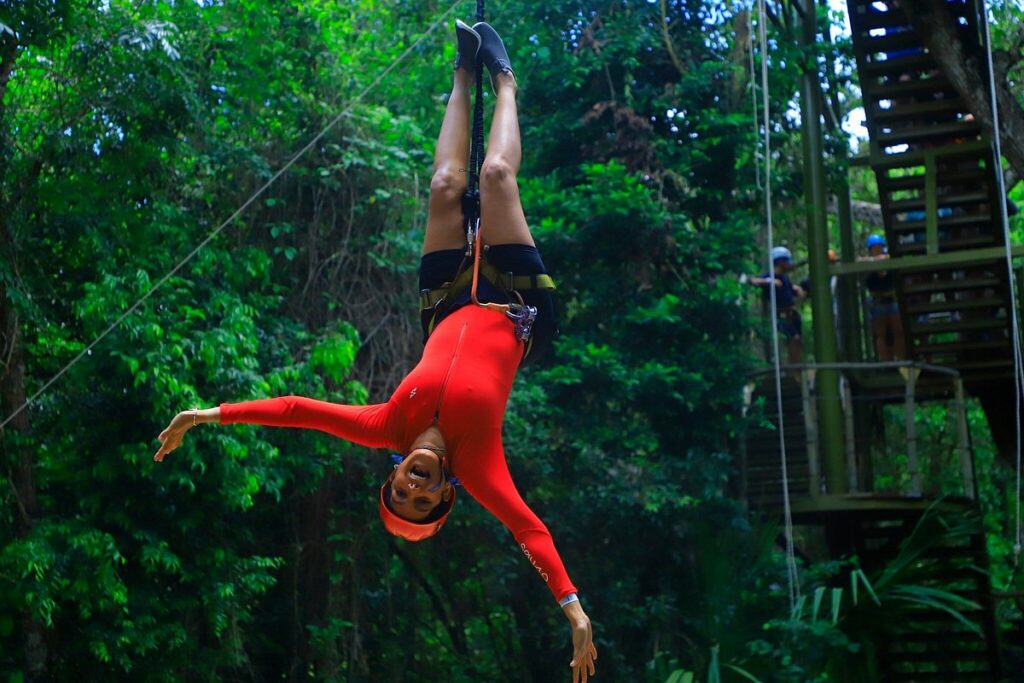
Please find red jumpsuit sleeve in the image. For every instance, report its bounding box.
[218,395,400,450]
[457,429,578,603]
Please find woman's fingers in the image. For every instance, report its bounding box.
[154,430,183,462]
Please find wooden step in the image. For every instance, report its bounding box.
[877,121,983,146]
[904,297,1005,314]
[910,317,1007,334]
[888,671,992,681]
[865,75,956,99]
[889,649,989,663]
[896,631,990,644]
[903,276,1004,294]
[914,339,1011,354]
[854,2,968,32]
[854,6,913,31]
[873,98,969,125]
[861,52,938,78]
[860,30,926,57]
[951,359,1015,372]
[888,191,989,213]
[881,168,988,191]
[891,236,998,254]
[887,210,993,231]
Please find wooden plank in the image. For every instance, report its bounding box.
[903,276,1002,294]
[888,191,988,211]
[869,140,990,169]
[877,121,982,145]
[891,236,997,254]
[914,339,1010,354]
[830,247,1022,276]
[873,98,968,123]
[910,317,1006,334]
[887,212,992,230]
[881,168,987,191]
[904,297,1005,314]
[861,53,936,76]
[854,8,913,31]
[860,31,926,56]
[864,75,955,99]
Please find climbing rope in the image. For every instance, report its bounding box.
[462,0,486,247]
[0,1,462,431]
[460,0,538,340]
[754,0,800,610]
[979,0,1024,568]
[747,11,763,191]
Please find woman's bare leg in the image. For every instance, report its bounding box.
[422,69,474,255]
[479,73,535,247]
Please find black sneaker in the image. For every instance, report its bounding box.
[454,19,481,73]
[472,21,515,91]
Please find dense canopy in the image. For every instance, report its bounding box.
[2,0,1023,681]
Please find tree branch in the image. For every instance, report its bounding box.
[904,0,1024,180]
[387,539,467,656]
[659,0,687,77]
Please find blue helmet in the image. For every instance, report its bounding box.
[771,246,792,264]
[866,234,886,249]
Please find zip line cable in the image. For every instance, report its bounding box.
[979,0,1024,566]
[755,0,800,610]
[0,1,461,431]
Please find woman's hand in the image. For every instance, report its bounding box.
[154,407,219,462]
[153,410,197,462]
[563,600,597,682]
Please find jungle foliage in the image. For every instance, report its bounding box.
[2,1,1023,682]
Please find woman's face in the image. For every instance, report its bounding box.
[388,448,450,522]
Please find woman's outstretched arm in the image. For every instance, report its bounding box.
[456,429,597,681]
[153,396,400,462]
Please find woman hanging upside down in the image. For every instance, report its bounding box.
[153,19,597,683]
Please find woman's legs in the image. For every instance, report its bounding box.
[422,69,474,255]
[479,73,535,247]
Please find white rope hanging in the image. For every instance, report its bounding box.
[754,0,801,610]
[979,0,1024,566]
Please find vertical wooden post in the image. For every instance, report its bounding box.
[954,377,976,499]
[801,369,821,496]
[903,366,922,496]
[843,376,858,492]
[925,152,939,255]
[799,0,847,493]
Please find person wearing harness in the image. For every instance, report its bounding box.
[151,20,597,683]
[749,246,806,364]
[862,234,905,361]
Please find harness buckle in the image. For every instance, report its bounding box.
[506,304,538,342]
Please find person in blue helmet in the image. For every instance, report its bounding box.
[861,234,905,361]
[749,246,806,364]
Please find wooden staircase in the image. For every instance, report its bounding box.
[743,376,815,509]
[847,0,1016,384]
[821,503,1002,680]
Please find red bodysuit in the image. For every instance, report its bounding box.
[218,305,577,602]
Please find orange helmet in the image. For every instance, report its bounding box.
[379,458,458,542]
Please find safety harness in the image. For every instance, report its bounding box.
[419,252,556,358]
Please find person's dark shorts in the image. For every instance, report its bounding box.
[419,244,558,364]
[776,309,802,340]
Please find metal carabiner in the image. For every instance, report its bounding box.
[506,304,538,342]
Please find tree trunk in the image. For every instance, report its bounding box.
[0,279,49,680]
[904,0,1024,181]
